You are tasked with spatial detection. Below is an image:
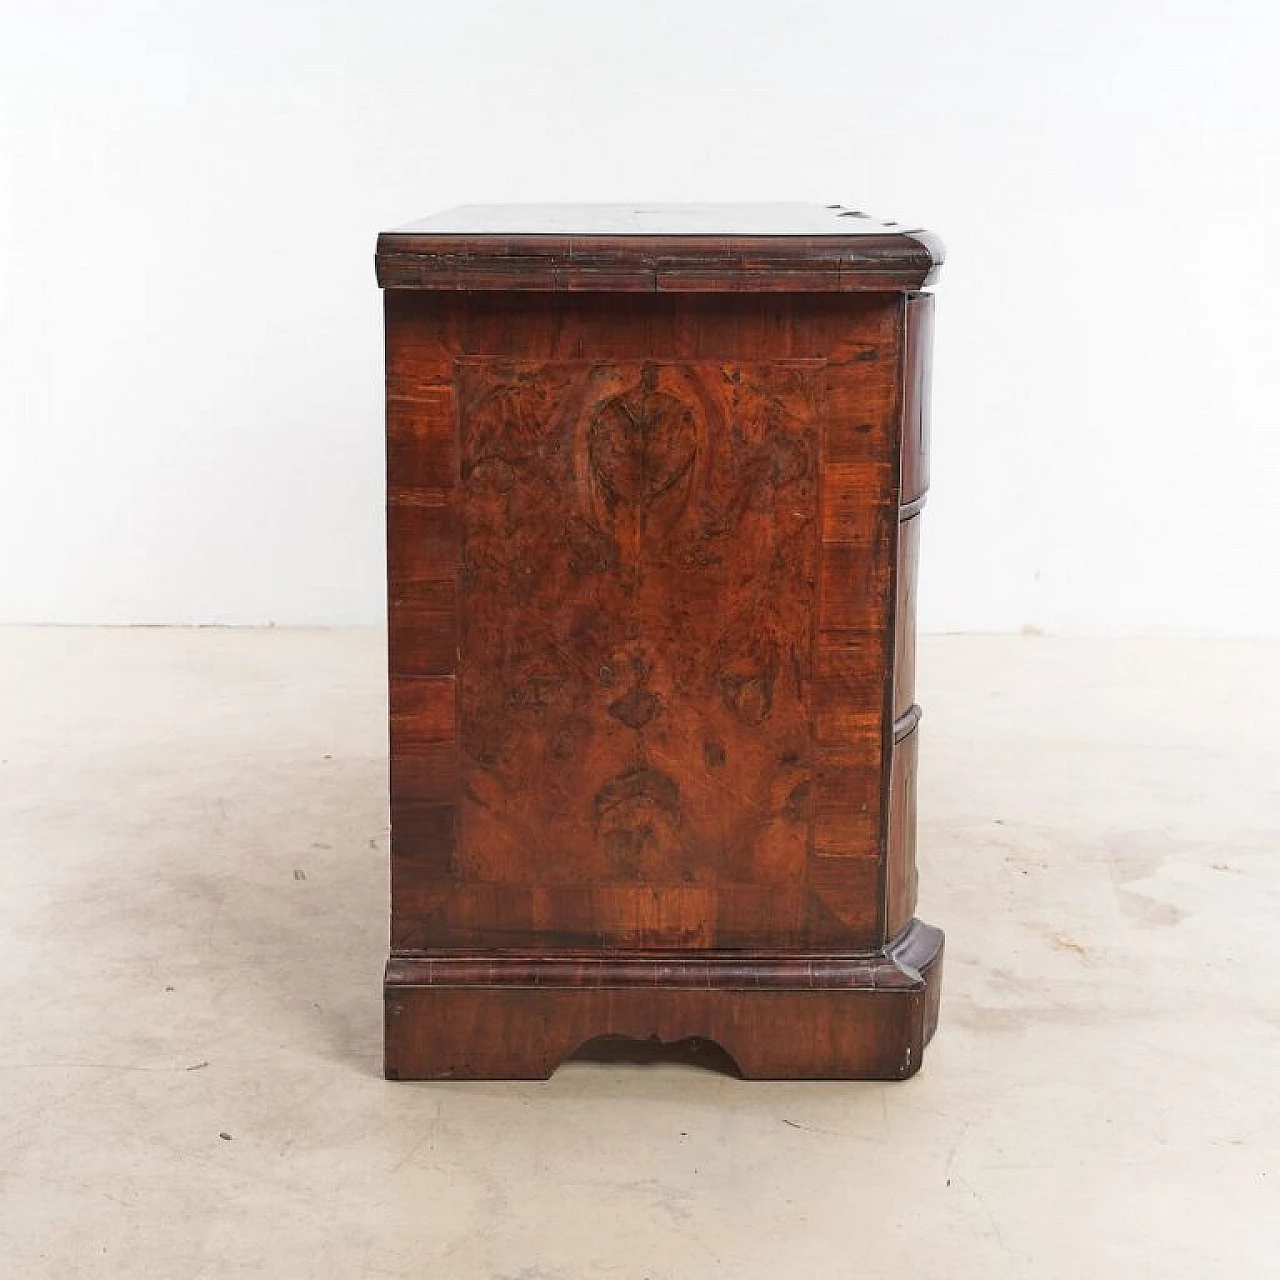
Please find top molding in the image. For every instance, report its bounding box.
[375,204,944,293]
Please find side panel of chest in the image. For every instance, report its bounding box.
[386,293,903,952]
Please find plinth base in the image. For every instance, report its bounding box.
[384,918,943,1081]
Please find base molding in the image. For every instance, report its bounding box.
[384,919,943,1080]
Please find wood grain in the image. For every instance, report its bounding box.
[386,291,902,954]
[454,358,820,898]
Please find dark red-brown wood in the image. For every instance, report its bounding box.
[379,205,943,1080]
[376,203,944,294]
[385,920,942,1080]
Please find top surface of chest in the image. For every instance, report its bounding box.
[376,203,942,293]
[387,203,919,237]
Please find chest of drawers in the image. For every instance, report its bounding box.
[376,204,944,1078]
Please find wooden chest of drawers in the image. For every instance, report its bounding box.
[376,204,944,1079]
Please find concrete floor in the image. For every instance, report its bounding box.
[0,628,1276,1277]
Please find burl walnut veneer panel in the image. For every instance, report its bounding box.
[378,207,943,1080]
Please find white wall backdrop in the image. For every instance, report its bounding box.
[2,1,1277,632]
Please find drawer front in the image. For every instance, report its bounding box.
[893,513,920,718]
[885,723,919,937]
[901,292,933,509]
